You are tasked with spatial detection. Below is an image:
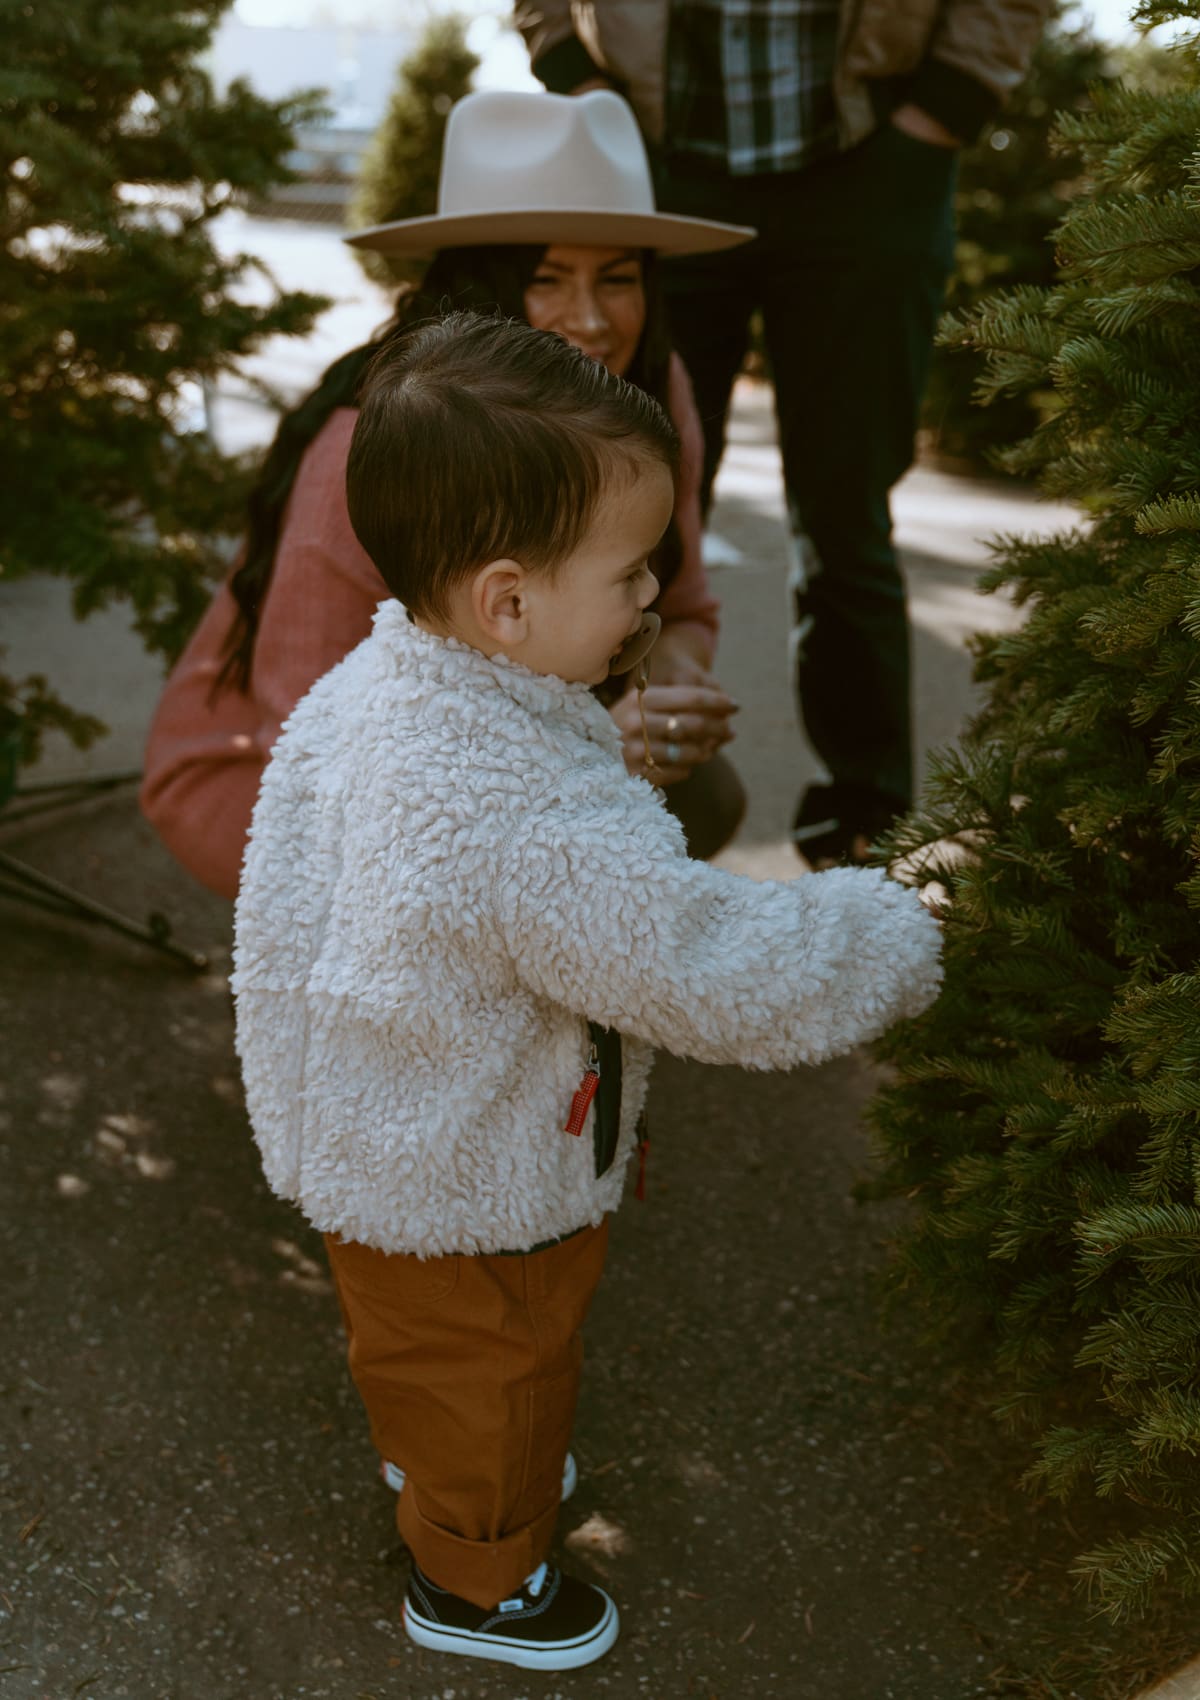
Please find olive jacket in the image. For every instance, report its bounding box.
[515,0,1053,149]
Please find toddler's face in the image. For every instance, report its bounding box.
[521,462,673,686]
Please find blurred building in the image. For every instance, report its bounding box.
[206,16,417,221]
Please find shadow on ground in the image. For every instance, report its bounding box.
[0,797,1169,1700]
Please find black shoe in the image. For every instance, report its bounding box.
[403,1560,618,1671]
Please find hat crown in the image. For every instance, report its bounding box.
[438,90,656,220]
[343,89,755,259]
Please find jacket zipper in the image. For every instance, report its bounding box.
[564,1042,600,1137]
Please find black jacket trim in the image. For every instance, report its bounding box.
[589,1021,623,1180]
[533,33,611,96]
[907,56,1002,145]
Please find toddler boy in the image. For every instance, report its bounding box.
[232,311,941,1672]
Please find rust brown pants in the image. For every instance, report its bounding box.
[324,1220,609,1609]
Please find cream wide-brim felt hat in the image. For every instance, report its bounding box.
[344,89,756,259]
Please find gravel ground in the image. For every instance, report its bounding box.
[1,793,1129,1700]
[1,253,1178,1694]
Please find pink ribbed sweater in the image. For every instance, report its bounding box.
[141,355,718,900]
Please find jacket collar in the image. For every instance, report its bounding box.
[371,600,623,755]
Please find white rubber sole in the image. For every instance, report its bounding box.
[403,1591,619,1671]
[382,1450,578,1501]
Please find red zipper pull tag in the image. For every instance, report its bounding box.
[564,1048,600,1137]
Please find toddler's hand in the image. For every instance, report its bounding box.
[917,881,950,923]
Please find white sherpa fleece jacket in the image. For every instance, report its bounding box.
[232,601,942,1257]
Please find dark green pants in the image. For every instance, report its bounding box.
[658,124,958,845]
[663,749,745,862]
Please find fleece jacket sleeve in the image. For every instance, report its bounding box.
[492,789,942,1070]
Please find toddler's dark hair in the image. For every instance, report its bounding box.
[345,310,680,619]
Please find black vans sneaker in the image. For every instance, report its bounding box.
[403,1559,618,1670]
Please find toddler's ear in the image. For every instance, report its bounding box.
[473,559,529,646]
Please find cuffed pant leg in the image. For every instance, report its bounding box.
[324,1221,609,1610]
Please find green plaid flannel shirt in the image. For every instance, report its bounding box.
[667,0,841,174]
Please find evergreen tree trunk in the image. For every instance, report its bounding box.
[0,0,328,768]
[871,0,1200,1621]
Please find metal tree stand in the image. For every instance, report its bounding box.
[0,769,209,972]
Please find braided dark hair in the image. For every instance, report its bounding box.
[217,242,681,693]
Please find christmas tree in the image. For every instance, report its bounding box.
[871,0,1200,1620]
[348,13,478,290]
[0,0,327,770]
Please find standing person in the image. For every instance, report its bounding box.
[517,0,1052,866]
[140,90,756,897]
[233,310,943,1671]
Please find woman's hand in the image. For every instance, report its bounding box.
[608,639,738,785]
[889,103,961,149]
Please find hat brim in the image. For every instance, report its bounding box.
[343,207,755,259]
